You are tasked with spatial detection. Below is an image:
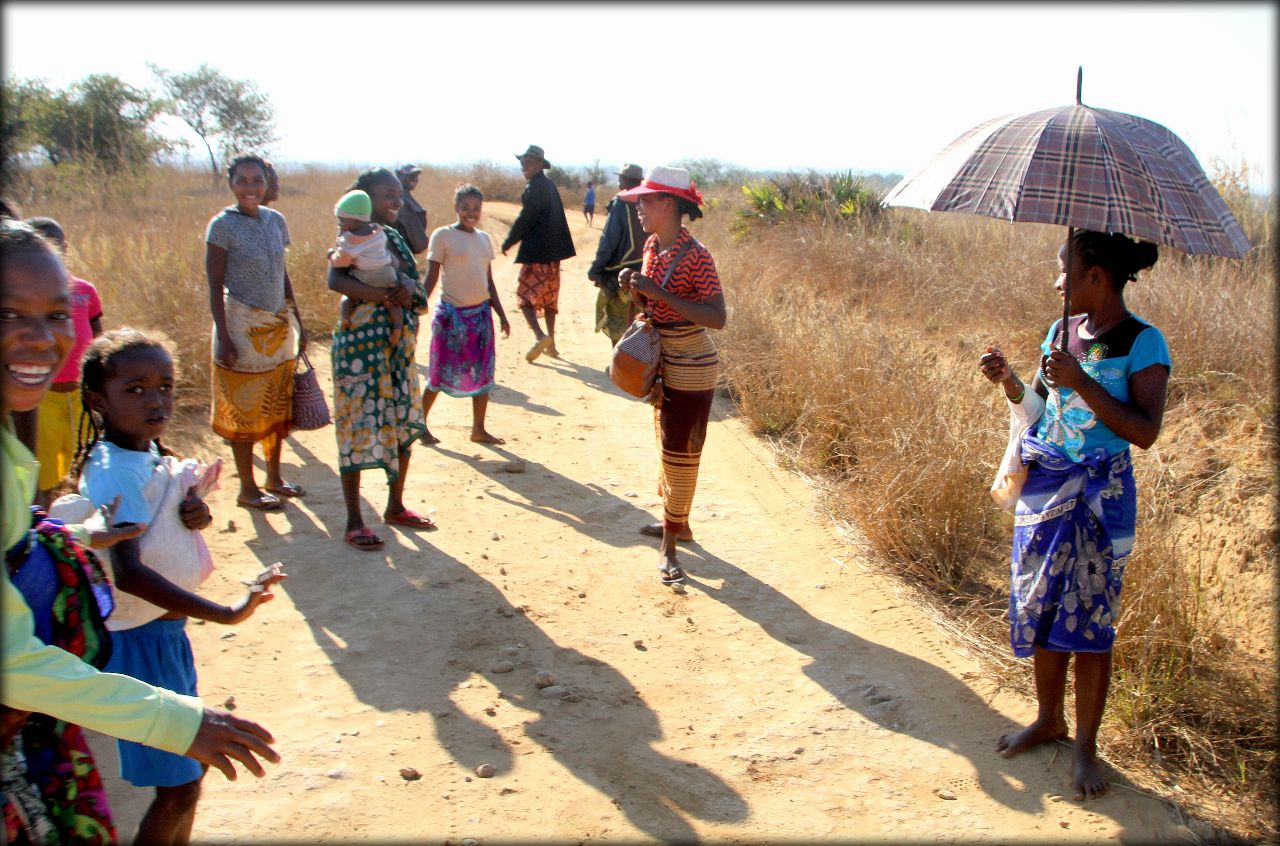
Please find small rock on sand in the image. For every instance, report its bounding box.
[223,695,236,710]
[534,670,557,688]
[475,763,496,778]
[491,533,502,541]
[539,685,571,699]
[399,767,421,781]
[934,788,957,800]
[500,461,526,473]
[491,660,515,673]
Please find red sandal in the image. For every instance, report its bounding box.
[383,509,437,531]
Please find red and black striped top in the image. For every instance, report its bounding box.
[641,228,721,324]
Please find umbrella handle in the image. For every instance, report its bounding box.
[1076,66,1083,105]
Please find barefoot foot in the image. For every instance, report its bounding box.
[995,718,1068,759]
[419,429,441,446]
[470,431,505,444]
[1072,745,1110,800]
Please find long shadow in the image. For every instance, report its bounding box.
[254,521,749,840]
[527,353,619,397]
[483,383,565,418]
[672,543,1164,824]
[433,443,660,552]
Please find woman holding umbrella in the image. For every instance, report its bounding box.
[979,229,1169,801]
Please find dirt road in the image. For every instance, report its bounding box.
[89,203,1199,843]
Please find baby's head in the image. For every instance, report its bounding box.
[334,189,373,232]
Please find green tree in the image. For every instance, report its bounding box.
[150,63,277,178]
[1,74,169,175]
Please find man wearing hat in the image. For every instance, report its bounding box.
[392,163,428,255]
[587,163,646,349]
[501,144,576,362]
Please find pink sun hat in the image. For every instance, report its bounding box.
[616,165,705,206]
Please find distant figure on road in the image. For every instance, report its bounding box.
[501,144,575,363]
[392,163,429,256]
[588,163,645,349]
[583,180,596,226]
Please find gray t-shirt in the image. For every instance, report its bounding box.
[205,206,292,313]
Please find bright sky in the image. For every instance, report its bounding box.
[3,3,1275,191]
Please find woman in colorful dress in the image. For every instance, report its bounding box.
[617,166,726,585]
[205,153,307,512]
[327,168,436,551]
[979,229,1169,801]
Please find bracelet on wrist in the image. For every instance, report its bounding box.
[1010,385,1026,404]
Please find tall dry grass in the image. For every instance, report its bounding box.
[8,162,1275,837]
[699,182,1277,839]
[5,162,522,415]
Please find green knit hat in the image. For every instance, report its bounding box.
[334,189,372,221]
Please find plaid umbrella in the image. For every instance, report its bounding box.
[884,70,1252,346]
[883,105,1251,259]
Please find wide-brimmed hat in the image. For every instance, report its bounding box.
[396,163,422,177]
[515,145,551,169]
[616,163,644,181]
[616,165,704,206]
[334,189,372,221]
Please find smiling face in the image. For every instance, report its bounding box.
[88,345,175,452]
[635,193,677,234]
[455,195,482,231]
[229,160,268,212]
[366,175,404,226]
[0,250,74,416]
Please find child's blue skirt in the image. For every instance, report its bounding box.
[104,617,204,787]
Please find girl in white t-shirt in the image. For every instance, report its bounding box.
[68,328,286,845]
[419,184,511,446]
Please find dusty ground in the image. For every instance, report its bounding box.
[87,203,1212,844]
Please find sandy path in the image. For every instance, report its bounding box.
[88,203,1196,844]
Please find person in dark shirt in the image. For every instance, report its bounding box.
[588,163,645,349]
[393,163,429,256]
[500,145,576,362]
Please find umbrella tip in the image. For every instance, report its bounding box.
[1076,66,1083,105]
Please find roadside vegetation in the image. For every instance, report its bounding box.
[4,155,1274,841]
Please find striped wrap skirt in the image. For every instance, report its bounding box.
[653,322,719,533]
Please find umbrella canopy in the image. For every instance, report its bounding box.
[883,102,1252,259]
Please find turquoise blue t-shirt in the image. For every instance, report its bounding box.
[1036,314,1171,462]
[79,440,164,526]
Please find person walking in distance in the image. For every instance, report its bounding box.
[500,145,575,362]
[588,163,645,350]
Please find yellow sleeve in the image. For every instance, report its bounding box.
[2,570,203,754]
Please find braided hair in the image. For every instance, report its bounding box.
[1070,230,1159,287]
[71,328,179,481]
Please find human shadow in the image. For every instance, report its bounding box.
[526,353,620,397]
[483,383,565,418]
[433,444,659,552]
[672,543,1180,830]
[672,544,1059,817]
[263,530,749,841]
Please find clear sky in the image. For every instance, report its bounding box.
[3,2,1275,191]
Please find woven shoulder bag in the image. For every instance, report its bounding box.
[610,240,695,398]
[291,351,331,430]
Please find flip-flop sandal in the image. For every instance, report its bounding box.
[659,563,686,585]
[525,335,554,363]
[237,493,284,511]
[639,522,694,542]
[384,509,437,531]
[344,527,384,552]
[265,483,306,498]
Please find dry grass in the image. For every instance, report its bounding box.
[699,186,1277,840]
[9,163,1276,839]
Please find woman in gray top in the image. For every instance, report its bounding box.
[205,154,307,511]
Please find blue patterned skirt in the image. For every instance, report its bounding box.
[1009,435,1137,657]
